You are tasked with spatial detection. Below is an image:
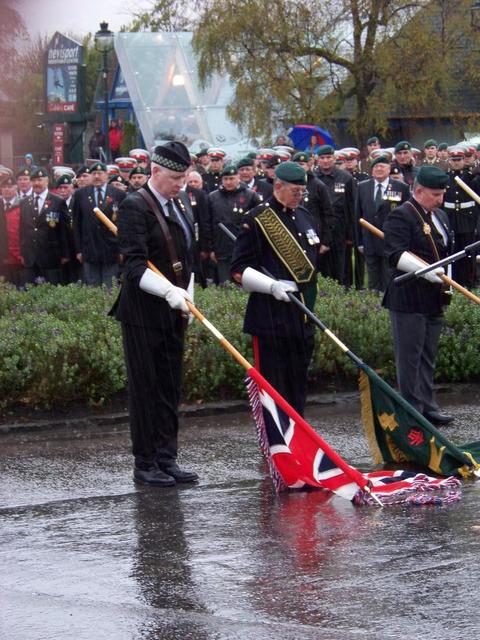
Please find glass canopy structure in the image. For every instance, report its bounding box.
[114,32,251,156]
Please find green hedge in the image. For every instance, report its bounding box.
[0,278,479,410]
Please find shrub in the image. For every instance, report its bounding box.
[0,278,478,410]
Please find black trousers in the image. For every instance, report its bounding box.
[254,332,315,416]
[365,253,389,292]
[453,232,476,288]
[121,322,185,468]
[318,244,346,285]
[389,310,443,414]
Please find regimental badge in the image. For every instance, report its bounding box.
[423,223,431,235]
[385,190,402,202]
[306,228,320,245]
[46,211,59,228]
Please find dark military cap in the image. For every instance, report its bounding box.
[370,155,391,167]
[275,161,307,185]
[90,161,107,172]
[424,139,438,148]
[265,154,283,168]
[55,174,73,187]
[236,157,254,168]
[109,175,129,186]
[129,166,147,177]
[30,167,48,179]
[317,145,335,156]
[367,136,380,145]
[416,165,448,189]
[151,141,191,172]
[76,165,90,177]
[292,151,311,163]
[221,164,238,177]
[196,148,209,159]
[1,175,15,188]
[16,167,31,179]
[394,140,411,153]
[438,142,448,151]
[246,151,258,160]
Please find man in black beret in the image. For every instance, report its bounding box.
[128,166,148,191]
[111,140,200,487]
[208,164,261,283]
[231,161,320,415]
[73,161,126,287]
[16,167,33,199]
[75,166,92,189]
[382,165,454,425]
[19,168,70,285]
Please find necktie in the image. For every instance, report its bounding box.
[374,183,383,210]
[97,187,104,208]
[165,199,192,247]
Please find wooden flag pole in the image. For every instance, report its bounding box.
[359,218,480,305]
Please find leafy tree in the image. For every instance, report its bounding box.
[192,0,478,144]
[121,0,204,32]
[0,0,27,93]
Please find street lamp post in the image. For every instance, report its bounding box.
[94,21,114,162]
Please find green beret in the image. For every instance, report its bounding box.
[90,162,107,172]
[274,161,307,185]
[30,167,48,179]
[246,151,258,160]
[438,142,448,151]
[394,141,411,153]
[55,174,73,187]
[424,139,438,148]
[16,167,31,179]
[221,165,238,177]
[1,175,15,187]
[109,175,128,185]
[236,157,254,168]
[292,151,311,163]
[317,145,335,156]
[129,166,147,177]
[416,165,448,189]
[367,136,380,145]
[370,155,391,167]
[76,165,90,177]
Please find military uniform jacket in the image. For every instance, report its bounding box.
[314,167,356,246]
[303,172,335,247]
[251,176,273,201]
[111,186,195,329]
[382,197,453,316]
[443,169,479,235]
[73,184,126,263]
[185,186,212,253]
[19,192,69,269]
[208,185,261,260]
[203,171,222,193]
[355,178,410,256]
[390,161,418,191]
[230,196,319,339]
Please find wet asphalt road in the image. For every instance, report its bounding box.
[1,391,480,640]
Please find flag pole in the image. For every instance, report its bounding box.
[359,218,480,305]
[94,207,378,502]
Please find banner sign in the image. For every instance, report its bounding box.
[52,123,65,164]
[46,33,84,114]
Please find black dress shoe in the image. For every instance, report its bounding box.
[423,410,454,426]
[161,463,199,483]
[133,466,176,487]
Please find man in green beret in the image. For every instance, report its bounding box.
[382,165,454,425]
[231,161,321,415]
[237,157,272,201]
[73,160,126,287]
[16,167,33,199]
[128,166,148,191]
[391,141,418,190]
[208,164,261,284]
[422,139,439,166]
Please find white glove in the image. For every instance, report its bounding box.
[397,251,445,284]
[139,268,191,313]
[241,267,298,302]
[187,273,195,324]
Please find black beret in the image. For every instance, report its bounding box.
[416,165,449,189]
[394,141,411,153]
[371,155,391,167]
[367,136,380,145]
[275,161,307,185]
[265,154,283,168]
[292,151,311,163]
[424,139,438,148]
[55,174,73,187]
[236,157,254,168]
[129,166,147,177]
[438,142,448,151]
[109,175,129,185]
[16,167,31,178]
[151,141,191,172]
[76,165,91,177]
[90,162,107,172]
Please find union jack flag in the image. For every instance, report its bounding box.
[246,369,461,506]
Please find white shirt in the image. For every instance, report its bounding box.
[33,188,49,211]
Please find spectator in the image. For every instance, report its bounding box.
[108,120,123,160]
[88,127,106,160]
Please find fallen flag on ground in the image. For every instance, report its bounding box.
[246,369,462,506]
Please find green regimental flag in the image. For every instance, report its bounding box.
[359,365,480,478]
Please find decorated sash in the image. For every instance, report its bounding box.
[255,207,315,284]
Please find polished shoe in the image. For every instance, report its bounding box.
[133,466,176,487]
[160,463,199,483]
[423,410,454,426]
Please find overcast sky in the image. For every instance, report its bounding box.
[18,0,152,39]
